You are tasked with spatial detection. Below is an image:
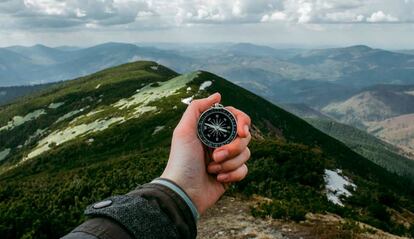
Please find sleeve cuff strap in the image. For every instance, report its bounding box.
[151,178,200,222]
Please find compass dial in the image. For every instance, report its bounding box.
[197,107,237,148]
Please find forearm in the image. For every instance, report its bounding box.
[61,178,198,239]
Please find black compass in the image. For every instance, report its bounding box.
[197,103,237,148]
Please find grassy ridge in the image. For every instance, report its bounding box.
[0,62,414,238]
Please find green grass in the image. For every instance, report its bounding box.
[1,62,414,238]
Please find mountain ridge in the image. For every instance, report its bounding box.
[1,61,414,238]
[3,42,414,89]
[322,85,414,124]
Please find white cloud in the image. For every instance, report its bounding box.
[0,0,150,28]
[324,12,365,22]
[259,0,413,24]
[297,1,313,23]
[23,0,66,15]
[261,11,287,22]
[367,11,399,22]
[0,0,413,33]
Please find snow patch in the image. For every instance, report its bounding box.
[113,72,199,112]
[25,117,125,160]
[0,109,46,132]
[199,81,212,91]
[48,102,65,109]
[86,109,104,117]
[133,106,157,118]
[55,108,87,123]
[181,96,193,105]
[152,126,165,135]
[0,148,10,161]
[95,84,101,89]
[405,90,414,96]
[324,169,356,206]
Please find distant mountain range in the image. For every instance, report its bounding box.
[2,42,414,109]
[1,61,414,238]
[0,43,194,86]
[322,85,414,126]
[2,43,414,90]
[321,85,414,157]
[2,42,414,169]
[0,83,57,106]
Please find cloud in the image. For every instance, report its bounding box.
[23,0,67,15]
[261,0,413,24]
[0,0,413,31]
[367,11,399,22]
[324,12,365,22]
[261,11,287,22]
[0,0,151,28]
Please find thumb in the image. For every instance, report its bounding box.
[178,92,221,129]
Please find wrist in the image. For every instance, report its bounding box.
[151,178,200,222]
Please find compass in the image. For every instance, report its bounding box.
[197,103,237,148]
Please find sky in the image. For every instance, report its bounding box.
[0,0,414,49]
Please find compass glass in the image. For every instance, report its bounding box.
[197,107,237,148]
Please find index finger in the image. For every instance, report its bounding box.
[226,106,251,138]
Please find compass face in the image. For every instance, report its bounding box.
[197,107,237,148]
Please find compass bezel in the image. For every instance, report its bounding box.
[197,107,238,148]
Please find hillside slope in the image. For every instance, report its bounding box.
[0,62,414,238]
[367,114,414,157]
[322,85,414,128]
[307,118,414,178]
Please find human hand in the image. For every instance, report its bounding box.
[161,92,251,214]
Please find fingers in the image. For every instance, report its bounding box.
[226,106,251,138]
[216,164,248,183]
[188,92,221,115]
[175,92,221,135]
[208,147,250,174]
[213,132,251,163]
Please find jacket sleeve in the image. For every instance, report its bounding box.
[61,178,198,239]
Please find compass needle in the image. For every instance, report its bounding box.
[197,103,237,148]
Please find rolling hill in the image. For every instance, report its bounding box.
[322,85,414,128]
[306,118,414,178]
[1,61,414,238]
[282,102,414,178]
[321,85,414,158]
[280,103,333,120]
[367,114,414,158]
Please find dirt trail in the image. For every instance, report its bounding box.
[197,196,407,239]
